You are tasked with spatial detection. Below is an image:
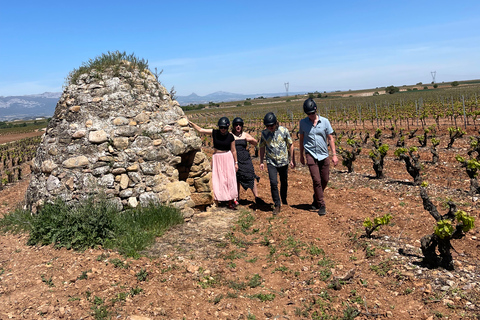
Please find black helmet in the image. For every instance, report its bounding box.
[263,112,277,126]
[303,98,317,114]
[217,117,230,127]
[232,117,244,126]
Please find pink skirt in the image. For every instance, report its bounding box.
[211,151,238,201]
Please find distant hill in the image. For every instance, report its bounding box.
[0,92,61,121]
[0,91,305,121]
[176,91,305,105]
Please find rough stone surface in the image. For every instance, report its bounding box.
[26,61,213,215]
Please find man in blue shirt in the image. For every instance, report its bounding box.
[299,98,338,216]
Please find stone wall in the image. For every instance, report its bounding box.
[26,61,213,218]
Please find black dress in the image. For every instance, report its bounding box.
[235,139,259,190]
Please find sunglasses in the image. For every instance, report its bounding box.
[266,124,275,128]
[307,112,316,115]
[234,124,243,127]
[219,126,228,129]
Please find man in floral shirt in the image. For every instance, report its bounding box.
[259,112,295,214]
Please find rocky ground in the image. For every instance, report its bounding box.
[0,128,479,320]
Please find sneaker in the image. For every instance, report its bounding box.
[273,205,281,215]
[281,198,288,205]
[318,206,326,216]
[311,201,320,211]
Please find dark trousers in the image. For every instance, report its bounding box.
[267,164,289,207]
[306,153,330,208]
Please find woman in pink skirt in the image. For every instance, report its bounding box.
[189,117,238,209]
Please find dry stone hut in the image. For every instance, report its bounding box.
[26,52,213,218]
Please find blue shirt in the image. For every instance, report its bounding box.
[299,115,334,161]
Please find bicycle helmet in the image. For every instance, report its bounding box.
[217,117,230,128]
[263,112,277,126]
[303,98,317,114]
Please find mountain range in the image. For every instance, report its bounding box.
[0,91,303,121]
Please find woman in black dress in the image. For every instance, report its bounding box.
[231,117,263,204]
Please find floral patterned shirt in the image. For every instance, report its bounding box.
[259,126,293,167]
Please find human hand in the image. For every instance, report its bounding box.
[332,155,339,166]
[290,160,295,169]
[260,163,265,171]
[299,154,305,165]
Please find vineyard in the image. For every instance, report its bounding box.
[186,84,480,192]
[0,84,479,319]
[186,84,480,140]
[0,136,41,190]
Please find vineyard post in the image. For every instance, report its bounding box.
[451,97,457,127]
[375,103,379,127]
[415,100,419,127]
[462,95,467,130]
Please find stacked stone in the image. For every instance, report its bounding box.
[26,61,213,217]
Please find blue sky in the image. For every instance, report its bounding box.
[1,0,479,97]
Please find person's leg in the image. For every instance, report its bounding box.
[320,157,330,193]
[252,179,258,198]
[306,153,325,208]
[267,164,280,207]
[237,182,241,200]
[278,165,289,205]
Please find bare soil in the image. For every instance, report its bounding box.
[0,128,479,320]
[0,130,44,145]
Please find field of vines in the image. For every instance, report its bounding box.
[0,136,41,190]
[186,84,480,195]
[186,85,480,136]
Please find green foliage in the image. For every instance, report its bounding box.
[109,258,129,269]
[448,127,466,136]
[107,203,184,258]
[385,85,399,94]
[434,219,454,239]
[250,293,275,302]
[363,213,392,237]
[394,146,417,157]
[451,81,459,87]
[455,210,475,232]
[41,274,55,287]
[378,144,389,155]
[1,197,183,258]
[0,207,34,234]
[27,198,117,251]
[248,274,262,288]
[66,51,149,86]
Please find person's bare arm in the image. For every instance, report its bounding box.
[299,133,305,165]
[327,134,338,166]
[245,132,258,146]
[189,121,213,135]
[231,138,238,171]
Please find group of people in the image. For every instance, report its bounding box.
[188,98,338,216]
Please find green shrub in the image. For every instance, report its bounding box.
[66,51,149,86]
[0,207,34,234]
[0,197,184,258]
[27,198,117,250]
[107,203,184,257]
